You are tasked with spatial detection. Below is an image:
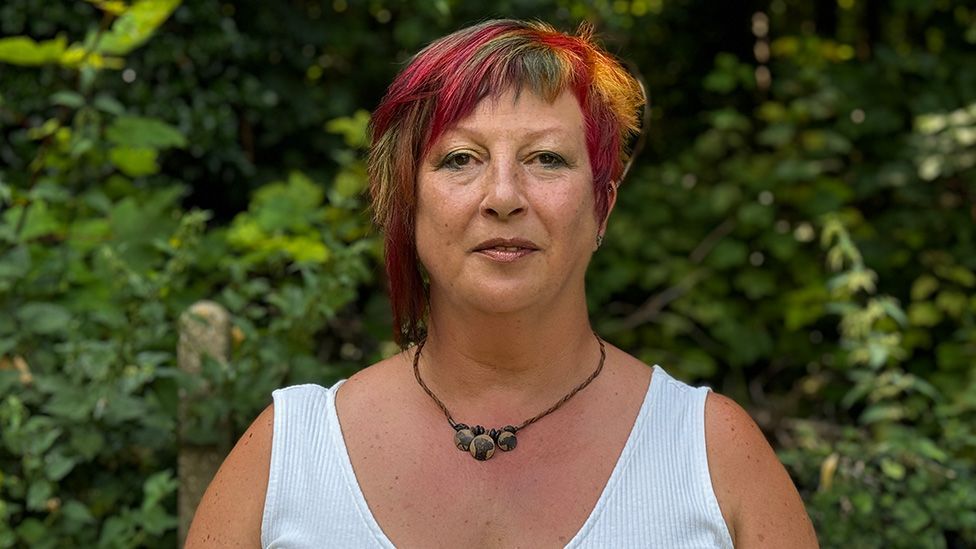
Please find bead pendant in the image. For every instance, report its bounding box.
[453,424,475,451]
[469,434,495,461]
[452,424,519,461]
[497,427,517,451]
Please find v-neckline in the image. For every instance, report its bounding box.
[327,365,661,548]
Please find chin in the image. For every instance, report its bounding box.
[465,279,554,314]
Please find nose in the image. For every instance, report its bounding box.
[480,160,527,220]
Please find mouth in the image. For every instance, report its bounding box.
[471,238,540,263]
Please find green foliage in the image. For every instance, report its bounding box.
[1,0,974,547]
[0,36,69,66]
[0,1,377,545]
[94,0,182,56]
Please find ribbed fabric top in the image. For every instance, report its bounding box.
[261,365,734,548]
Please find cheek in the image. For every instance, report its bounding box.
[536,186,595,237]
[415,183,479,267]
[417,187,469,234]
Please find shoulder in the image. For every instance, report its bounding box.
[704,391,819,548]
[335,350,414,418]
[185,403,274,548]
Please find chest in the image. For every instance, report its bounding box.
[329,358,655,547]
[351,420,627,548]
[335,373,653,549]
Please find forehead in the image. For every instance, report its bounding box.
[441,88,585,142]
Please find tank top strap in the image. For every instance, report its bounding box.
[261,381,393,548]
[569,365,734,548]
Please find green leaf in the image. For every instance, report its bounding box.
[26,422,62,455]
[0,180,11,206]
[737,202,773,228]
[879,299,908,327]
[757,123,796,147]
[247,171,324,233]
[910,274,939,301]
[913,438,948,462]
[140,504,177,535]
[935,290,967,317]
[61,500,95,525]
[142,470,177,509]
[709,184,741,214]
[801,129,852,154]
[880,457,906,480]
[3,201,61,240]
[936,342,971,371]
[325,110,370,148]
[280,235,331,263]
[69,428,104,460]
[93,94,125,115]
[44,451,79,481]
[96,0,182,56]
[109,146,158,177]
[14,518,46,544]
[861,403,903,424]
[940,265,976,287]
[69,218,112,251]
[734,269,777,299]
[30,179,72,203]
[101,393,148,422]
[334,169,365,199]
[851,492,874,514]
[892,499,929,533]
[710,109,751,132]
[98,516,132,547]
[106,116,186,149]
[783,285,829,330]
[867,342,889,368]
[17,303,72,335]
[908,302,942,327]
[0,36,67,66]
[0,245,31,285]
[26,118,61,140]
[26,479,53,511]
[44,391,96,422]
[707,240,748,269]
[50,90,85,108]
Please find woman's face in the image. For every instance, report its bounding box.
[415,88,615,315]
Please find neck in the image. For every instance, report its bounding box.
[417,288,601,426]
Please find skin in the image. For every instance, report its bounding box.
[186,89,819,548]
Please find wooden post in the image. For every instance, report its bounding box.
[177,300,231,547]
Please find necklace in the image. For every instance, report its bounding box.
[412,331,607,461]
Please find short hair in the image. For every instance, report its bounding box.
[367,19,645,345]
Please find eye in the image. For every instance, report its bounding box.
[439,151,474,171]
[534,152,567,168]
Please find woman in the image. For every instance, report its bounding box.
[188,20,818,548]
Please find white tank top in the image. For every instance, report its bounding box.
[261,365,734,548]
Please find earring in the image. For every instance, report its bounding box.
[596,234,604,249]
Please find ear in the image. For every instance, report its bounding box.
[599,182,618,236]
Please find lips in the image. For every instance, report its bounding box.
[471,238,540,263]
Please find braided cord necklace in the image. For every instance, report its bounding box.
[412,331,607,461]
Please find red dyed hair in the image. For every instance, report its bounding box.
[367,19,645,345]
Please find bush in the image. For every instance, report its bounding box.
[0,2,377,545]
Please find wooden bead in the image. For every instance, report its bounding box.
[469,434,495,461]
[496,430,517,451]
[454,428,475,451]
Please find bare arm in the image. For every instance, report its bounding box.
[705,392,819,548]
[185,404,275,548]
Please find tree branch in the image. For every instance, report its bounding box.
[613,217,737,331]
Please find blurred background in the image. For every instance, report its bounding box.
[1,0,974,547]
